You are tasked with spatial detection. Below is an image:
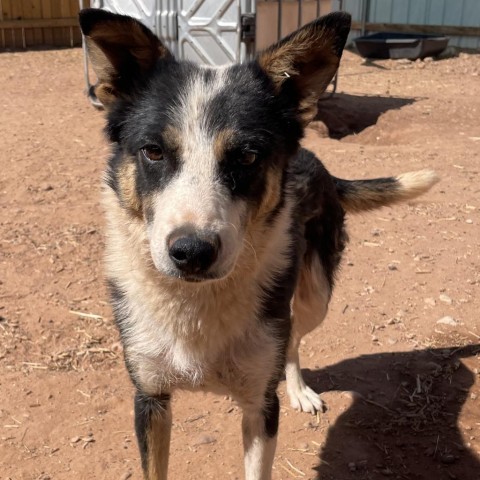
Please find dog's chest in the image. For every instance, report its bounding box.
[120,281,277,396]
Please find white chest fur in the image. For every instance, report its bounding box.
[118,274,271,395]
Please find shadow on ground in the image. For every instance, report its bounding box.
[304,345,480,480]
[316,93,417,139]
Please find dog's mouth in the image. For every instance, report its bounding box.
[158,260,236,284]
[180,273,218,283]
[174,268,232,283]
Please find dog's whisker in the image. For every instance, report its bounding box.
[226,222,239,234]
[243,237,258,262]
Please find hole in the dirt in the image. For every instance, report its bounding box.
[316,93,417,140]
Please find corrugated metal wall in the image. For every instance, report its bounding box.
[342,0,480,49]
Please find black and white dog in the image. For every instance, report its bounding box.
[79,9,437,479]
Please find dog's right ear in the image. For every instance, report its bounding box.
[79,8,172,106]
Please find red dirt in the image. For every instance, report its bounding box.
[1,48,479,480]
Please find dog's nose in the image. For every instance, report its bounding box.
[168,234,219,274]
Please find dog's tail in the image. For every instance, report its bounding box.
[334,169,439,213]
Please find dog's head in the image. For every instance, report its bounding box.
[80,9,350,283]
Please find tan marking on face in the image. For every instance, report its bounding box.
[162,125,183,157]
[236,167,290,288]
[118,161,142,217]
[253,167,283,222]
[213,129,235,161]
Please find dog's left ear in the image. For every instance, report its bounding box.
[79,8,172,106]
[257,12,351,125]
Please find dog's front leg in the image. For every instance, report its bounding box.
[134,391,172,480]
[241,391,279,480]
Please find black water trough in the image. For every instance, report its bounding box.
[354,32,449,60]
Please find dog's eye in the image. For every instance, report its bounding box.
[239,151,257,166]
[141,145,164,162]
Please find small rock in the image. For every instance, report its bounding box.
[437,316,458,326]
[466,219,473,224]
[371,228,381,236]
[441,454,456,464]
[439,294,453,305]
[193,434,216,446]
[424,298,436,307]
[307,121,329,138]
[348,462,356,472]
[425,361,441,373]
[424,57,434,63]
[437,46,458,59]
[70,436,80,443]
[380,468,394,476]
[110,341,123,353]
[298,442,309,450]
[42,184,54,191]
[470,393,477,400]
[387,263,397,271]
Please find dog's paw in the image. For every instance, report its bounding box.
[287,384,324,414]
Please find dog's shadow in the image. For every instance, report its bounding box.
[316,93,417,139]
[302,345,480,479]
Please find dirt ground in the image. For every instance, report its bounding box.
[1,46,479,480]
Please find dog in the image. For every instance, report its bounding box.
[79,9,438,479]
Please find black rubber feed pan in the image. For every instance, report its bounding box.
[354,32,449,60]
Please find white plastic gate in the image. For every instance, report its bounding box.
[89,0,254,64]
